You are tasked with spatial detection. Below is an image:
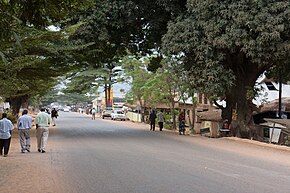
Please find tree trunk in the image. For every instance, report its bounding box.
[104,84,108,107]
[170,100,177,130]
[191,98,196,130]
[10,95,29,118]
[223,51,261,138]
[140,97,145,123]
[108,83,111,107]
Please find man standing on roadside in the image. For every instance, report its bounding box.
[149,110,157,131]
[91,108,96,120]
[51,108,58,126]
[17,109,32,153]
[0,113,14,157]
[35,108,50,153]
[157,110,165,131]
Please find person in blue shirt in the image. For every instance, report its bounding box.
[0,113,14,157]
[17,109,32,153]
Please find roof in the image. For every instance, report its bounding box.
[197,110,222,122]
[263,118,290,134]
[259,97,290,112]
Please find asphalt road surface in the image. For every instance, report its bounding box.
[1,112,290,193]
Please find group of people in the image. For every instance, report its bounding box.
[148,110,186,135]
[149,110,165,131]
[0,107,57,157]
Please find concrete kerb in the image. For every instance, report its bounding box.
[80,112,290,151]
[223,137,290,152]
[134,121,290,152]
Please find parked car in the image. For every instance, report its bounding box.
[102,107,113,119]
[63,107,70,112]
[111,110,126,121]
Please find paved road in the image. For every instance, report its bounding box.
[1,112,290,193]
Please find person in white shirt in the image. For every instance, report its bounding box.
[91,108,96,120]
[17,109,32,153]
[0,113,14,157]
[157,110,165,131]
[35,108,50,153]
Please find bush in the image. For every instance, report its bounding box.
[0,113,17,123]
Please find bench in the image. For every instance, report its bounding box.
[219,129,230,137]
[200,127,210,135]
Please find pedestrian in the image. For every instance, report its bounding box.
[35,108,51,153]
[157,110,165,131]
[0,113,14,157]
[149,110,157,131]
[51,108,58,126]
[91,108,96,120]
[178,112,185,135]
[17,109,32,153]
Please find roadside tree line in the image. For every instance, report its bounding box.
[2,1,290,138]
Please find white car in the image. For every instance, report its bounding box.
[111,110,126,121]
[63,107,70,112]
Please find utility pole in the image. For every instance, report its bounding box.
[278,69,282,118]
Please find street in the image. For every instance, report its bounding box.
[1,112,290,193]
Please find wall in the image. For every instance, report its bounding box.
[127,111,142,122]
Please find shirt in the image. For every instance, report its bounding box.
[51,109,58,118]
[0,118,14,139]
[35,112,50,128]
[157,112,165,122]
[17,114,32,130]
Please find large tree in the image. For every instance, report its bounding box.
[0,0,93,115]
[66,0,187,68]
[162,0,290,137]
[0,27,74,115]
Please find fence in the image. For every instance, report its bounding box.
[126,111,142,122]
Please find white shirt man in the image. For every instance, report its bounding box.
[91,108,96,120]
[35,108,50,153]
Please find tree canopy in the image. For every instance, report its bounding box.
[162,0,290,137]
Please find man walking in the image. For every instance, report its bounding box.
[0,113,14,157]
[51,108,58,126]
[17,109,32,153]
[149,110,157,131]
[35,108,50,153]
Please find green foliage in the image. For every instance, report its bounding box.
[0,26,75,99]
[162,0,290,134]
[120,54,151,106]
[163,0,290,96]
[0,112,17,124]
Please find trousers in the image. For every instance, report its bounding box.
[19,129,31,151]
[52,117,57,126]
[36,127,49,151]
[0,138,11,155]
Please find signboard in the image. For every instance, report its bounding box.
[104,87,113,107]
[270,127,281,143]
[264,127,281,143]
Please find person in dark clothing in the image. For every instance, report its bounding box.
[178,112,185,135]
[0,113,14,157]
[51,108,58,126]
[149,110,157,131]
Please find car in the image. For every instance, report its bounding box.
[110,110,126,121]
[63,107,70,112]
[102,107,113,119]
